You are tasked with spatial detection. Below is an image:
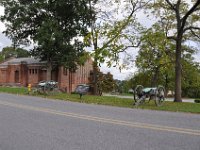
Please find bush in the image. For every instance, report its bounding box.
[182,87,200,98]
[194,99,200,103]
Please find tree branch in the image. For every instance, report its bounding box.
[118,41,141,53]
[183,26,200,33]
[190,28,200,39]
[97,0,151,53]
[181,0,200,32]
[165,0,176,11]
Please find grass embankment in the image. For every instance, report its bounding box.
[0,86,27,94]
[0,86,200,114]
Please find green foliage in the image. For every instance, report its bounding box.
[1,47,16,59]
[131,71,152,88]
[85,0,146,68]
[85,0,146,95]
[16,48,30,58]
[136,24,173,70]
[120,80,132,93]
[182,61,200,98]
[148,0,200,101]
[0,0,96,70]
[135,23,176,88]
[101,72,116,92]
[0,46,30,59]
[136,0,200,100]
[0,55,4,62]
[129,59,200,98]
[194,99,200,103]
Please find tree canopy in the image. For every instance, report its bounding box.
[0,0,96,79]
[148,0,200,102]
[0,46,30,60]
[85,0,147,94]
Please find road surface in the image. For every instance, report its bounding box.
[0,93,199,150]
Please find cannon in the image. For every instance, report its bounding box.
[134,85,165,106]
[37,80,58,94]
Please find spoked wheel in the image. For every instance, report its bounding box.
[134,95,146,106]
[134,85,145,106]
[155,86,165,106]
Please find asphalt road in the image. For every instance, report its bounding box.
[0,93,199,150]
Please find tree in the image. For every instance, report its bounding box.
[86,0,148,95]
[0,46,30,59]
[131,71,153,88]
[0,47,16,59]
[0,54,4,62]
[100,72,116,93]
[182,58,200,98]
[136,23,198,94]
[136,23,175,87]
[149,0,200,102]
[119,79,134,94]
[16,47,31,58]
[0,0,96,80]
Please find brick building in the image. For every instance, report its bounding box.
[0,57,94,93]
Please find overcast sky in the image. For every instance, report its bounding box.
[0,6,11,49]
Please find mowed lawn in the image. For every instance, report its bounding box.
[0,86,200,114]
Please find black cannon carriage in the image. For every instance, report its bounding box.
[36,80,58,94]
[134,85,165,106]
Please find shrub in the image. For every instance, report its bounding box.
[194,99,200,103]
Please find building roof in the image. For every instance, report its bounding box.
[0,57,46,68]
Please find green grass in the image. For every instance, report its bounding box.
[119,93,134,96]
[138,101,200,113]
[50,93,134,108]
[0,86,27,94]
[0,86,200,114]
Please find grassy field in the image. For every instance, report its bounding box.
[0,86,200,114]
[0,86,27,94]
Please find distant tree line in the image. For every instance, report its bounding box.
[0,46,30,62]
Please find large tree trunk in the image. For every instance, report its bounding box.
[164,73,169,97]
[151,67,159,87]
[46,62,52,81]
[174,38,182,102]
[93,61,99,95]
[89,0,99,96]
[68,70,72,93]
[92,31,100,95]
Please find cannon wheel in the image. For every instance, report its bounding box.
[134,85,145,106]
[134,85,143,102]
[134,95,146,106]
[155,86,165,106]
